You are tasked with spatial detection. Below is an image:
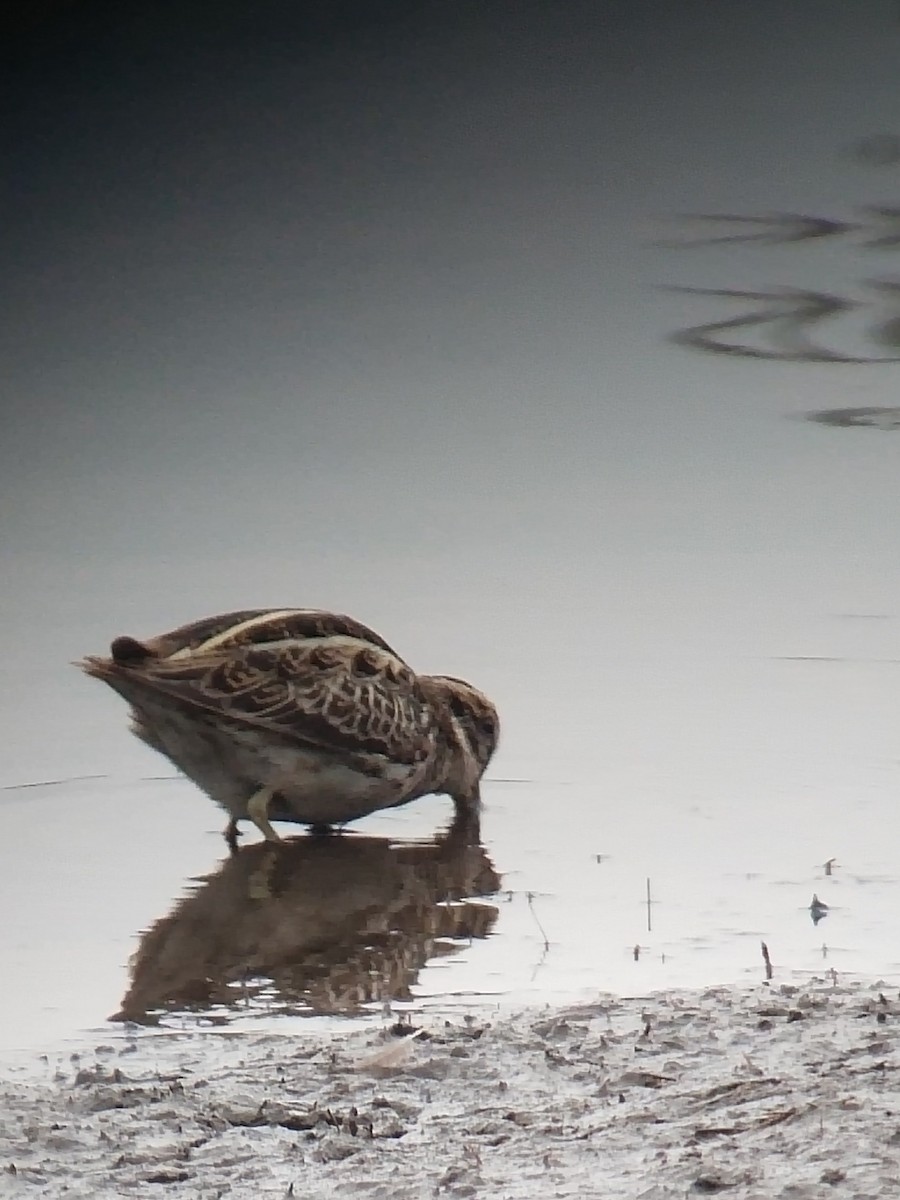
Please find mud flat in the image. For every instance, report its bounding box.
[2,978,899,1199]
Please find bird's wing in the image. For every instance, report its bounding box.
[90,636,431,763]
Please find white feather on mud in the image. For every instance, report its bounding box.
[354,1026,428,1072]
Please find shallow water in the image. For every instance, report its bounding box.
[3,2,900,1057]
[3,636,899,1055]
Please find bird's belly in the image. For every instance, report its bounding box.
[130,702,426,825]
[270,753,420,825]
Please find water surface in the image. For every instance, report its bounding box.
[2,1,900,1056]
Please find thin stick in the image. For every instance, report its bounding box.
[646,878,652,933]
[761,940,773,981]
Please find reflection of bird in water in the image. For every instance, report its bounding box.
[113,822,500,1023]
[80,608,500,849]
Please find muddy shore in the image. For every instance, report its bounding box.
[3,978,899,1198]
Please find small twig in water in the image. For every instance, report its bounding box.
[526,892,550,951]
[646,878,652,932]
[2,773,109,791]
[824,857,837,876]
[761,941,774,981]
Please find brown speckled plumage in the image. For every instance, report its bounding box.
[80,608,499,847]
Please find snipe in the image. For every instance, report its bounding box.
[80,608,499,848]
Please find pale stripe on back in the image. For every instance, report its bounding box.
[169,609,305,658]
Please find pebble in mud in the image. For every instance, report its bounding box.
[2,980,900,1199]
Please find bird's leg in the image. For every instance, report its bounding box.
[224,819,242,854]
[246,787,283,843]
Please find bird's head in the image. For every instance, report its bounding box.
[422,674,500,802]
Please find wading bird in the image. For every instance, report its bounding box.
[80,609,499,849]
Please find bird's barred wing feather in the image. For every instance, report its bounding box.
[85,636,430,763]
